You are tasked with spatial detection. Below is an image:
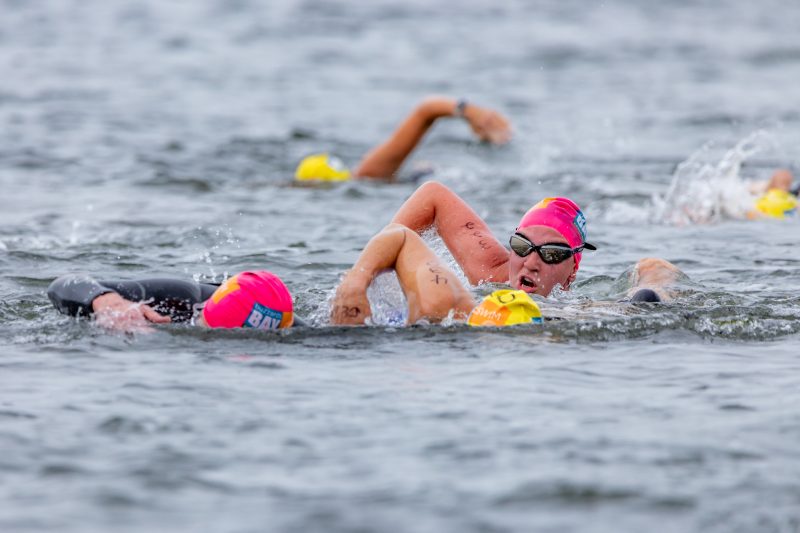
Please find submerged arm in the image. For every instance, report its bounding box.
[48,275,172,330]
[353,96,511,180]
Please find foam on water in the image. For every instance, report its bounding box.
[366,269,408,326]
[653,131,777,225]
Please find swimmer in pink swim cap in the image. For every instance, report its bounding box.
[508,197,597,295]
[384,181,681,301]
[328,203,678,326]
[48,270,299,333]
[327,191,600,325]
[388,181,598,297]
[200,271,294,329]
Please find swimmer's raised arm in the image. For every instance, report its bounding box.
[331,223,475,325]
[353,97,511,180]
[390,181,509,285]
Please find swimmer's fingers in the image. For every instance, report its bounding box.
[141,304,171,324]
[94,307,152,333]
[481,111,512,144]
[464,106,512,144]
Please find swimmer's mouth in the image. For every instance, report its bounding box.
[519,276,536,292]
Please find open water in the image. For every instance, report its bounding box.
[2,1,800,532]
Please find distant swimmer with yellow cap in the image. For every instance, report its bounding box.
[294,96,511,183]
[747,168,798,220]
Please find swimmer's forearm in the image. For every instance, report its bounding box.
[345,224,409,287]
[331,225,409,324]
[391,181,509,285]
[353,97,460,179]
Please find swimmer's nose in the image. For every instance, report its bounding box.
[523,253,543,270]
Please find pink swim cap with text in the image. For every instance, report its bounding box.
[517,197,596,269]
[202,271,293,329]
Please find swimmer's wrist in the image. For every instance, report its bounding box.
[454,98,468,118]
[350,269,376,289]
[418,97,461,121]
[340,268,374,293]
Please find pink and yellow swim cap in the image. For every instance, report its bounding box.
[517,197,596,268]
[202,271,294,330]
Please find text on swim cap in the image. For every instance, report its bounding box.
[244,303,285,330]
[573,211,587,242]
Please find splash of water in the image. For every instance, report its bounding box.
[653,131,776,225]
[366,270,408,326]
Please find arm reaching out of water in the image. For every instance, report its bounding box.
[390,181,510,285]
[331,223,476,325]
[353,97,511,180]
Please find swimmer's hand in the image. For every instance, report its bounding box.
[92,292,171,333]
[330,274,372,326]
[462,104,512,145]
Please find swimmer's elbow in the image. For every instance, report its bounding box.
[417,179,446,194]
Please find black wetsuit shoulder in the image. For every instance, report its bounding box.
[47,275,219,322]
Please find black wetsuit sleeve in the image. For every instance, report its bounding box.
[47,275,116,318]
[48,275,219,322]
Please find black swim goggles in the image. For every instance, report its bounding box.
[509,233,596,264]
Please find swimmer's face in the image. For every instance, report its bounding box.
[507,225,577,297]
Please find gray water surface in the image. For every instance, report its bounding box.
[2,1,800,532]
